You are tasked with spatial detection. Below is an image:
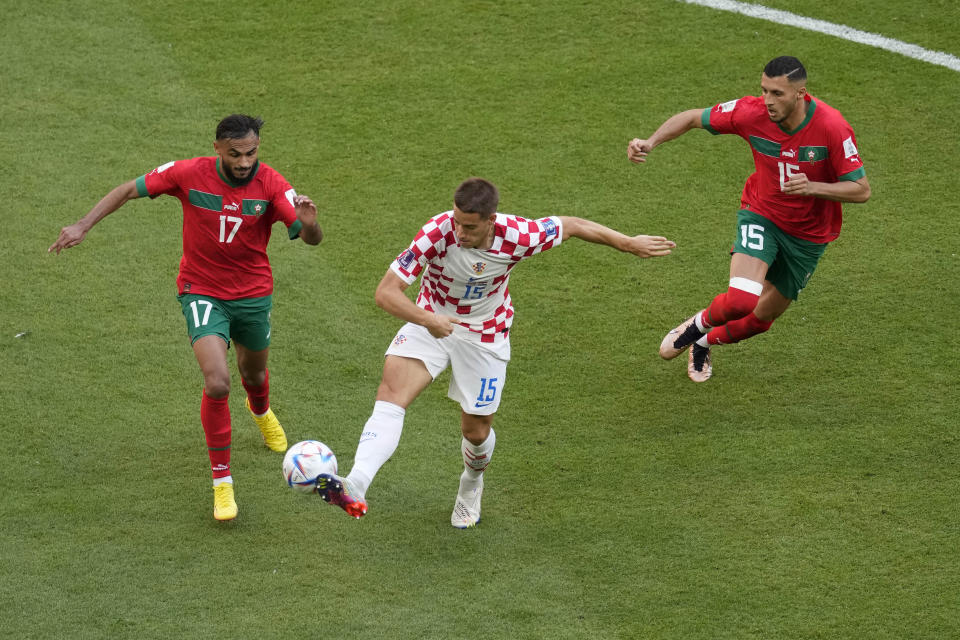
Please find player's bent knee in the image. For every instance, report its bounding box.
[726,298,758,319]
[724,282,763,320]
[239,369,267,387]
[461,414,493,445]
[203,375,231,398]
[374,380,417,409]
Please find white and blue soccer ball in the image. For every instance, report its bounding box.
[282,440,338,493]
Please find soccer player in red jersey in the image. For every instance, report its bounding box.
[627,56,871,382]
[49,114,323,520]
[314,177,675,527]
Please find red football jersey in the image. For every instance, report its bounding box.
[136,157,302,299]
[702,94,866,242]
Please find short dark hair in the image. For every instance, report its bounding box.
[216,114,264,140]
[454,178,500,216]
[764,56,807,83]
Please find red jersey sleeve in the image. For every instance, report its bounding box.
[827,118,865,181]
[259,165,302,240]
[701,96,755,136]
[137,160,184,198]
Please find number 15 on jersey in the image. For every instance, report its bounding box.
[778,162,800,189]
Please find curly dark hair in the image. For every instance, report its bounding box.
[216,114,264,140]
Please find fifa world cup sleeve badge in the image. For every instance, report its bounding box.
[398,249,416,270]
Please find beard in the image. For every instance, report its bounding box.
[225,163,254,182]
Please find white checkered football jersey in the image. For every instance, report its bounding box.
[390,211,564,344]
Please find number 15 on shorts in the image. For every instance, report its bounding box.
[475,377,498,408]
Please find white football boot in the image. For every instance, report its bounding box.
[451,478,483,529]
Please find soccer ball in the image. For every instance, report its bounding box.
[282,440,338,493]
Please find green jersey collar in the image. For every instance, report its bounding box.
[779,97,816,135]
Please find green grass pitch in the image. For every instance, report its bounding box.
[2,1,958,638]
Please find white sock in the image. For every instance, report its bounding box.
[694,310,710,332]
[459,429,496,493]
[346,400,405,498]
[213,475,233,487]
[695,335,710,347]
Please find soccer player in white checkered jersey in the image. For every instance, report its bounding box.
[316,177,675,527]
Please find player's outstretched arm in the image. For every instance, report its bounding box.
[781,174,871,203]
[48,180,140,254]
[293,195,323,245]
[559,217,675,258]
[627,108,704,164]
[374,270,459,338]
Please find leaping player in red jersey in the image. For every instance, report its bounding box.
[313,177,675,528]
[627,56,871,382]
[49,114,323,521]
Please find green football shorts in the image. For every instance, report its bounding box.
[732,210,828,300]
[177,294,273,351]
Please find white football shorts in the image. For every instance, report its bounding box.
[385,322,508,416]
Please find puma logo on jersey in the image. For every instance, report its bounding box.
[224,202,240,212]
[781,149,796,159]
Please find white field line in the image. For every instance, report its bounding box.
[679,0,960,73]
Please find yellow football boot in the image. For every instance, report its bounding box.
[213,482,238,521]
[246,398,287,452]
